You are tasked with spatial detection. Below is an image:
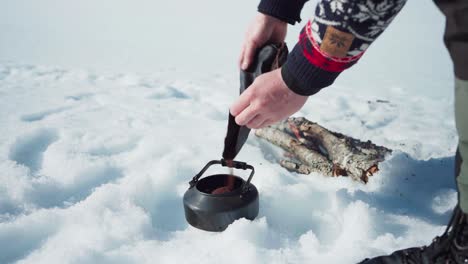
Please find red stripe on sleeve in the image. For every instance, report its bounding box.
[300,21,364,73]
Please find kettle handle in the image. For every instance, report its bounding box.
[189,159,255,193]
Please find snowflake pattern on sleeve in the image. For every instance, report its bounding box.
[280,0,407,96]
[312,0,406,57]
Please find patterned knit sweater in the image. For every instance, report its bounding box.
[258,0,407,96]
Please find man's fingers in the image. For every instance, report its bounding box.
[239,44,246,68]
[257,118,273,128]
[246,115,267,129]
[242,40,258,70]
[235,104,260,126]
[230,89,252,116]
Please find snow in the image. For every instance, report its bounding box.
[0,0,459,263]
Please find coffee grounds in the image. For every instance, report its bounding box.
[211,160,236,194]
[211,186,233,195]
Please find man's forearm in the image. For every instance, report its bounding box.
[258,0,309,25]
[260,0,407,96]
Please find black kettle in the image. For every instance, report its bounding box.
[183,159,258,232]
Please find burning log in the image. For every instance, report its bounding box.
[255,117,391,183]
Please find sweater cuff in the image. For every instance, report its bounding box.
[281,24,363,96]
[258,0,308,25]
[282,43,340,96]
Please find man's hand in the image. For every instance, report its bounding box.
[230,68,308,129]
[239,13,287,70]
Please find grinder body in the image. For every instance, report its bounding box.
[222,43,288,160]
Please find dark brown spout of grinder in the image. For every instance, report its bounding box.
[222,43,289,162]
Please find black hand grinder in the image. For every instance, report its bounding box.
[183,43,288,232]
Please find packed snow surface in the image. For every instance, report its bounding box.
[0,62,458,263]
[0,0,459,263]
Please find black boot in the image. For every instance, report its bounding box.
[359,205,468,264]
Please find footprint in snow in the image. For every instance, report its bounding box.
[65,93,94,101]
[148,86,190,100]
[29,165,125,209]
[8,128,59,174]
[20,106,72,122]
[0,163,124,264]
[87,138,140,157]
